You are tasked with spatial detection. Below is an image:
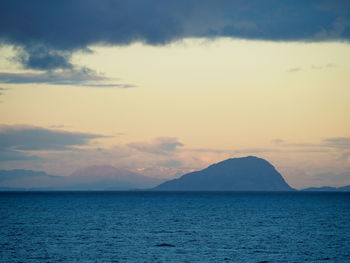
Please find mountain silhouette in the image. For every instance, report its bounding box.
[66,165,163,190]
[0,166,163,190]
[152,156,294,191]
[0,169,60,189]
[302,185,350,191]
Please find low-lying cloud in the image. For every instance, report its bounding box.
[1,130,350,188]
[0,124,105,161]
[272,137,350,151]
[323,137,350,150]
[128,137,184,155]
[0,148,39,161]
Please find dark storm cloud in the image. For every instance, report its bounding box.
[0,124,104,151]
[0,0,349,70]
[13,46,74,70]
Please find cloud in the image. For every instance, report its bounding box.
[1,130,349,187]
[314,16,350,40]
[323,137,350,150]
[271,139,285,145]
[287,68,302,73]
[156,159,184,168]
[0,69,135,88]
[48,125,67,129]
[26,141,230,179]
[2,133,349,188]
[0,87,9,95]
[314,171,350,186]
[128,137,184,155]
[13,45,74,70]
[0,147,39,161]
[0,124,104,152]
[1,0,349,70]
[270,137,350,156]
[311,63,336,70]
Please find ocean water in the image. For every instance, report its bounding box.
[0,192,349,262]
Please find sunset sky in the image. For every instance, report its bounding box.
[0,0,350,188]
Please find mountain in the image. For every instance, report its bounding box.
[152,156,294,191]
[0,166,163,190]
[302,185,350,192]
[64,165,163,190]
[0,169,60,189]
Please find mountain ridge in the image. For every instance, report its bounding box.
[0,166,162,190]
[302,185,350,192]
[1,157,349,191]
[152,156,294,191]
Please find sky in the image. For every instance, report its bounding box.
[0,0,350,189]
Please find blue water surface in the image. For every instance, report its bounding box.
[0,192,349,262]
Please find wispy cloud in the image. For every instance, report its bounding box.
[128,137,184,155]
[287,68,302,73]
[0,68,136,88]
[272,137,350,151]
[47,125,67,129]
[311,63,336,70]
[271,139,284,145]
[324,137,350,150]
[0,87,9,95]
[287,63,337,73]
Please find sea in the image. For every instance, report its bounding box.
[0,192,349,262]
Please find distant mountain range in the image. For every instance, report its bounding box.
[1,157,349,191]
[153,156,294,191]
[302,185,350,192]
[0,165,163,191]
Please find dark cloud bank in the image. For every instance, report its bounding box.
[1,0,349,70]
